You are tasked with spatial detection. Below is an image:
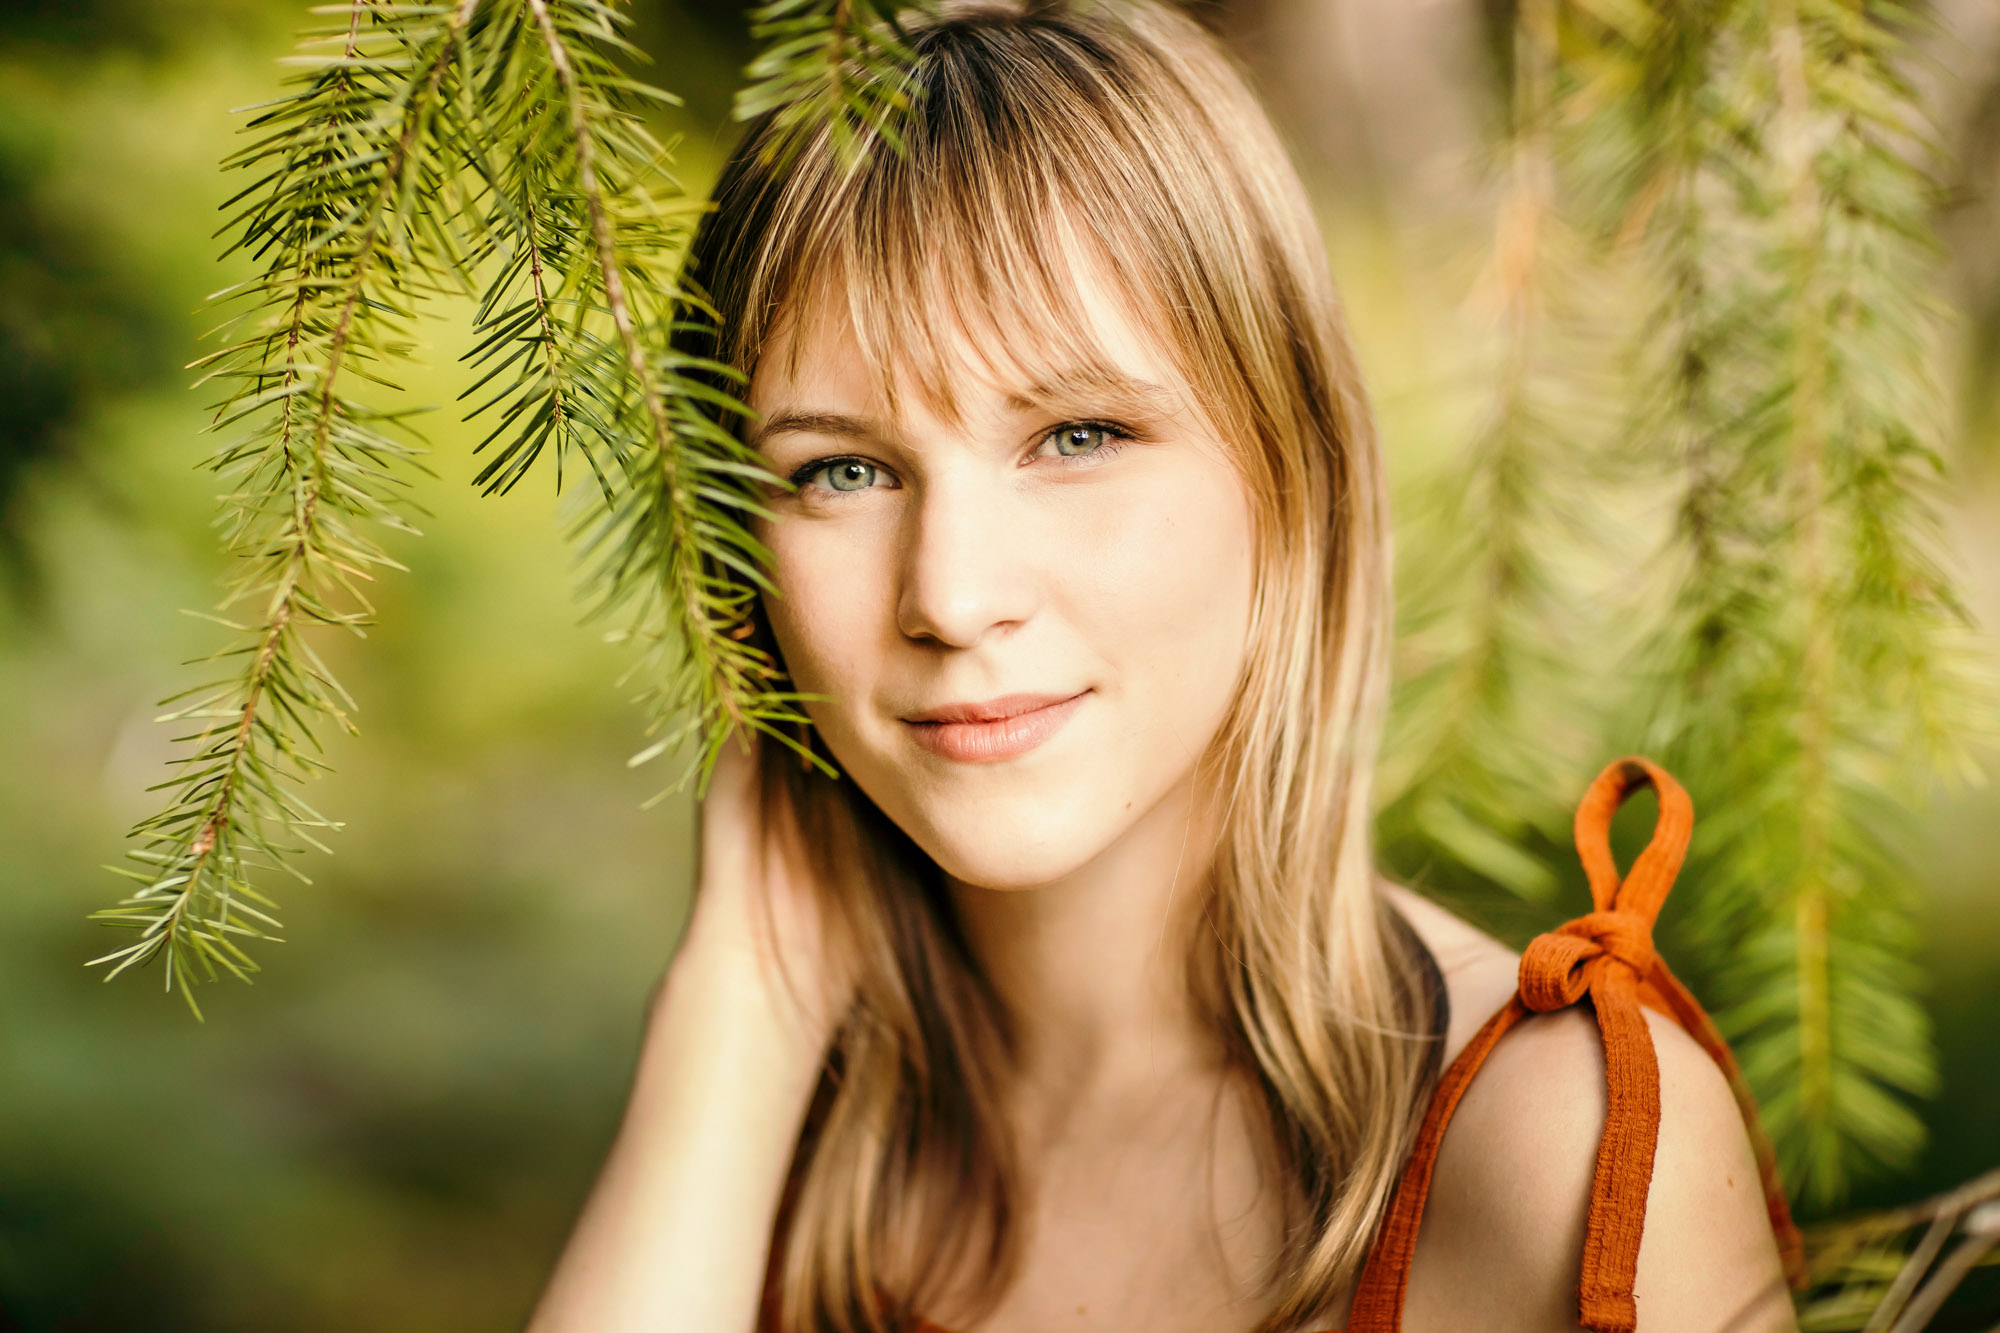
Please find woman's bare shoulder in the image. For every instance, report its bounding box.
[1377,880,1797,1331]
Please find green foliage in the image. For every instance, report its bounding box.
[88,0,913,1013]
[1386,0,1995,1206]
[1377,0,1618,903]
[447,0,824,793]
[1796,1167,2000,1329]
[90,0,482,1014]
[732,0,933,165]
[1612,0,1992,1207]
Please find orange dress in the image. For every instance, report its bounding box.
[863,758,1808,1333]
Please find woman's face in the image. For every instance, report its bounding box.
[747,262,1258,890]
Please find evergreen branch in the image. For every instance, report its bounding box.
[467,0,829,791]
[1796,1167,2000,1330]
[527,0,741,763]
[451,0,644,502]
[1607,0,1994,1202]
[1768,0,1846,1199]
[96,0,915,1009]
[1427,0,1995,1203]
[1599,0,1763,716]
[732,0,935,167]
[1695,0,1989,1204]
[90,0,480,1014]
[1378,0,1615,903]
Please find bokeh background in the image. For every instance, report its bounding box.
[1,0,1996,1328]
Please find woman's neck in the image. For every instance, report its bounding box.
[945,772,1229,1121]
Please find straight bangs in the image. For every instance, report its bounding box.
[711,4,1301,546]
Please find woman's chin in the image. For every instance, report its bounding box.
[837,745,1156,892]
[902,814,1110,894]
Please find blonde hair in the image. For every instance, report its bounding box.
[677,2,1444,1328]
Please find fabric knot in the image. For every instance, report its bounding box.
[1518,909,1657,1013]
[1573,908,1657,974]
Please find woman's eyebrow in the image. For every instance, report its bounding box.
[751,370,1182,448]
[750,409,891,449]
[1003,367,1185,418]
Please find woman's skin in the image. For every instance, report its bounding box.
[525,253,1798,1333]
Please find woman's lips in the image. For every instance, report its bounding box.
[901,691,1090,763]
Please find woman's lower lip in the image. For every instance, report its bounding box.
[902,692,1089,763]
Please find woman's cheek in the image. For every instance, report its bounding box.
[1065,459,1256,706]
[766,528,891,730]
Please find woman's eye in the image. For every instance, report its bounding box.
[799,458,884,493]
[1039,423,1121,459]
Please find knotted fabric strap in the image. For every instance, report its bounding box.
[1346,756,1806,1333]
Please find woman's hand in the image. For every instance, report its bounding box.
[525,732,855,1333]
[671,733,857,1062]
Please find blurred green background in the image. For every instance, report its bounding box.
[1,1,1995,1329]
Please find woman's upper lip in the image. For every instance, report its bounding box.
[902,691,1088,725]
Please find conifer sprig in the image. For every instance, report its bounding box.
[95,0,921,1010]
[1379,0,1614,903]
[732,0,933,165]
[90,0,480,1016]
[1392,0,1994,1202]
[1641,0,1989,1205]
[1507,0,1995,1203]
[464,0,829,789]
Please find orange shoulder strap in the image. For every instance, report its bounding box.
[1345,756,1806,1333]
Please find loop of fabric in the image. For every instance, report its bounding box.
[1517,930,1597,1011]
[1345,756,1806,1333]
[1518,909,1658,1013]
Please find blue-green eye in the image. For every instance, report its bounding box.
[812,459,879,492]
[1047,424,1113,457]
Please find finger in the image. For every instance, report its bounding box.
[704,727,760,807]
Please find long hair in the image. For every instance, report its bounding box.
[675,3,1445,1328]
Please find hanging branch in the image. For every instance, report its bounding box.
[92,0,931,1010]
[1377,0,1614,903]
[451,0,827,793]
[89,0,479,1016]
[1682,0,1989,1205]
[1570,0,1793,927]
[1398,0,1995,1201]
[1592,0,1995,1203]
[1591,0,1760,731]
[513,0,830,789]
[733,0,935,166]
[1795,1167,2000,1331]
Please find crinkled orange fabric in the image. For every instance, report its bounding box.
[1343,756,1806,1332]
[798,758,1806,1333]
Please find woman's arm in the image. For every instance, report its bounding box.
[522,954,825,1333]
[526,742,853,1333]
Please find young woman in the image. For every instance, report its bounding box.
[526,2,1802,1330]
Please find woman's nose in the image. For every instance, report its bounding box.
[894,470,1039,648]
